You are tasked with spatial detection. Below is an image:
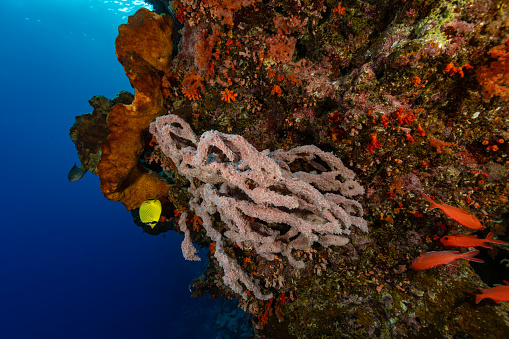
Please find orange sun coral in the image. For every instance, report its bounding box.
[271,84,283,96]
[221,88,238,102]
[444,62,473,77]
[332,3,346,14]
[182,69,204,100]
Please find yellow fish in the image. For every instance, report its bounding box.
[139,199,162,228]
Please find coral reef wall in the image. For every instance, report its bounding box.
[69,0,509,337]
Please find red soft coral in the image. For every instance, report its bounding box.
[476,39,509,102]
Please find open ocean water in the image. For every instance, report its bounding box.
[0,1,251,338]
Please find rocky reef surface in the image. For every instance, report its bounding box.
[70,1,509,337]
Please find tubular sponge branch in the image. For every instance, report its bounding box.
[150,114,367,300]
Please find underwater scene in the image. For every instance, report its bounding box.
[3,0,509,338]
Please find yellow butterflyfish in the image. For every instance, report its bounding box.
[139,199,162,228]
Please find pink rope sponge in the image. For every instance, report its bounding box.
[150,114,367,300]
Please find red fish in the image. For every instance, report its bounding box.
[474,281,509,304]
[441,232,509,249]
[421,193,484,230]
[411,250,484,271]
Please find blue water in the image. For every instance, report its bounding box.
[0,1,250,338]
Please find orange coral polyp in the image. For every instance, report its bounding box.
[183,87,201,100]
[430,139,455,154]
[182,69,204,100]
[417,123,425,137]
[367,133,382,153]
[332,3,346,14]
[444,62,473,77]
[271,84,283,96]
[395,108,415,124]
[221,88,238,102]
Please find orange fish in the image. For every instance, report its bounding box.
[441,232,508,249]
[473,281,509,304]
[411,250,484,270]
[421,193,484,230]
